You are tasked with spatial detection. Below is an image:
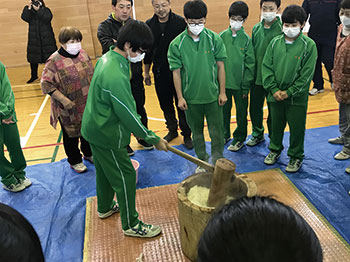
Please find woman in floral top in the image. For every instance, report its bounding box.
[41,26,94,173]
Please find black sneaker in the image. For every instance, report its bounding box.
[138,139,154,150]
[184,136,193,149]
[163,131,178,142]
[127,145,135,156]
[26,77,38,84]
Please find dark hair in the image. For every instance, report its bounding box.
[112,0,133,6]
[184,0,207,19]
[260,0,281,8]
[116,20,154,52]
[282,5,307,25]
[0,203,45,262]
[58,26,83,44]
[198,196,323,262]
[229,1,249,19]
[32,0,46,7]
[341,0,350,9]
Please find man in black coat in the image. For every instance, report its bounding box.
[144,0,193,149]
[97,0,153,156]
[302,0,341,95]
[21,0,57,84]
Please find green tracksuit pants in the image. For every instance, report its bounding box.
[249,84,271,139]
[268,102,307,160]
[186,101,224,164]
[223,89,248,143]
[90,144,139,230]
[0,123,26,186]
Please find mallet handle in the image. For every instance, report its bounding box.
[166,145,215,172]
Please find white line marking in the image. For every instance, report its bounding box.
[12,83,40,88]
[20,95,49,147]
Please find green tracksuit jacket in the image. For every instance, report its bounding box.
[220,26,255,142]
[262,33,317,160]
[81,49,160,148]
[167,28,227,104]
[262,33,317,105]
[252,18,283,86]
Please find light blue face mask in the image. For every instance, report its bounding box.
[340,15,350,29]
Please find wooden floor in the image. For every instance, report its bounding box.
[6,63,338,165]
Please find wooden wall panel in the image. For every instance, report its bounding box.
[0,0,301,68]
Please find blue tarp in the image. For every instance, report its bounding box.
[0,125,349,261]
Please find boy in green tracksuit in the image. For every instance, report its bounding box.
[262,5,317,172]
[0,61,31,192]
[247,0,282,147]
[81,20,168,238]
[220,1,255,152]
[168,0,227,172]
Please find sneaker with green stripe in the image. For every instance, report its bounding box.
[264,151,281,165]
[124,220,161,238]
[285,158,303,173]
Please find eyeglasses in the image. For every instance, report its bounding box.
[188,22,205,26]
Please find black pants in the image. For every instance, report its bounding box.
[130,62,148,129]
[60,122,92,165]
[154,67,191,137]
[30,63,38,78]
[312,41,335,90]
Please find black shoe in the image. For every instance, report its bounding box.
[184,136,193,149]
[127,145,135,156]
[138,139,154,150]
[26,77,38,84]
[164,131,178,142]
[224,137,231,144]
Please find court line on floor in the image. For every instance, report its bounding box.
[20,94,49,148]
[19,107,339,151]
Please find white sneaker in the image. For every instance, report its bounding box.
[195,166,206,173]
[309,88,324,96]
[334,151,350,160]
[328,137,344,145]
[98,202,120,219]
[227,141,244,152]
[71,162,87,173]
[3,182,26,192]
[124,221,162,238]
[20,177,32,188]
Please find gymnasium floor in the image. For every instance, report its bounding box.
[2,64,350,261]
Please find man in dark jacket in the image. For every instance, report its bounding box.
[97,0,153,156]
[302,0,341,95]
[144,0,193,149]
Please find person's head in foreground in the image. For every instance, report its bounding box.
[0,203,44,262]
[198,196,323,262]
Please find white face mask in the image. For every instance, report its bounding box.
[283,26,301,39]
[127,50,145,63]
[66,42,81,55]
[188,24,204,36]
[340,15,350,29]
[230,20,243,31]
[262,12,277,23]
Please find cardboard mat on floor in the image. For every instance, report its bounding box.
[83,169,350,262]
